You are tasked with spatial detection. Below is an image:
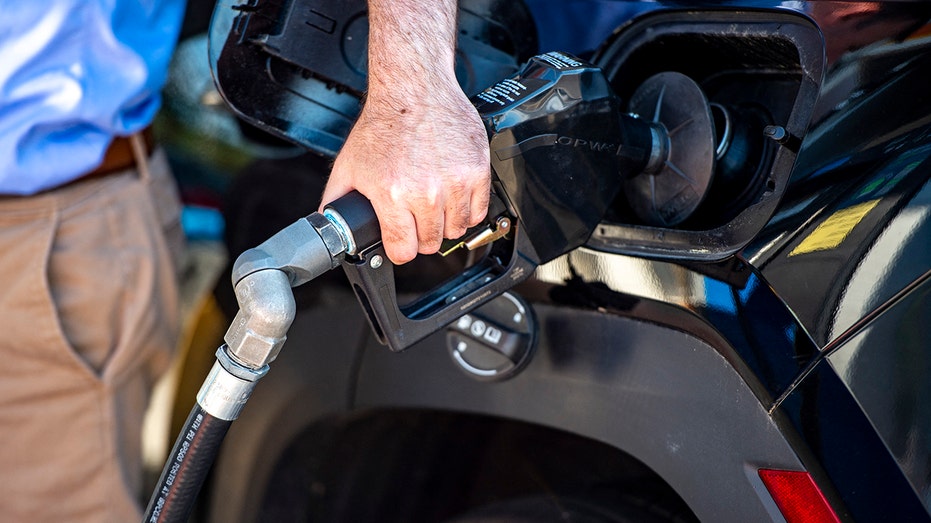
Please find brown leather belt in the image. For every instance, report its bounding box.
[80,126,156,182]
[0,129,156,199]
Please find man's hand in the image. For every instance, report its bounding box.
[320,80,489,265]
[318,0,490,265]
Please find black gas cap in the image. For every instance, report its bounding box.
[446,291,536,380]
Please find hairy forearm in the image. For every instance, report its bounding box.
[366,0,459,99]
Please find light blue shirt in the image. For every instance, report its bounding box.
[0,0,186,194]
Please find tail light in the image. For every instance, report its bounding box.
[759,469,841,523]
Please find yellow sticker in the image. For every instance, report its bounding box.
[789,199,881,256]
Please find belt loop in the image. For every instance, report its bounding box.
[129,132,151,182]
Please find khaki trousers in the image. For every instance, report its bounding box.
[0,150,182,522]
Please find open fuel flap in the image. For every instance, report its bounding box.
[586,9,824,260]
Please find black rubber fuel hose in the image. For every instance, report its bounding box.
[142,404,232,522]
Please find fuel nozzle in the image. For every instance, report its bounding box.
[474,52,720,229]
[473,51,654,259]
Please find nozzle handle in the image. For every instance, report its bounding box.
[331,191,537,352]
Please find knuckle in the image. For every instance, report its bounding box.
[417,230,443,255]
[469,207,488,226]
[385,240,417,265]
[445,226,467,240]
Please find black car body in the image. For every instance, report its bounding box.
[173,1,931,521]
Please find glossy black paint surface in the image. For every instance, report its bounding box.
[827,276,931,515]
[528,252,816,405]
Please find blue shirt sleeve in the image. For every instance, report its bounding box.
[0,0,186,194]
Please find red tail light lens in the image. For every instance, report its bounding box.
[759,469,840,523]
